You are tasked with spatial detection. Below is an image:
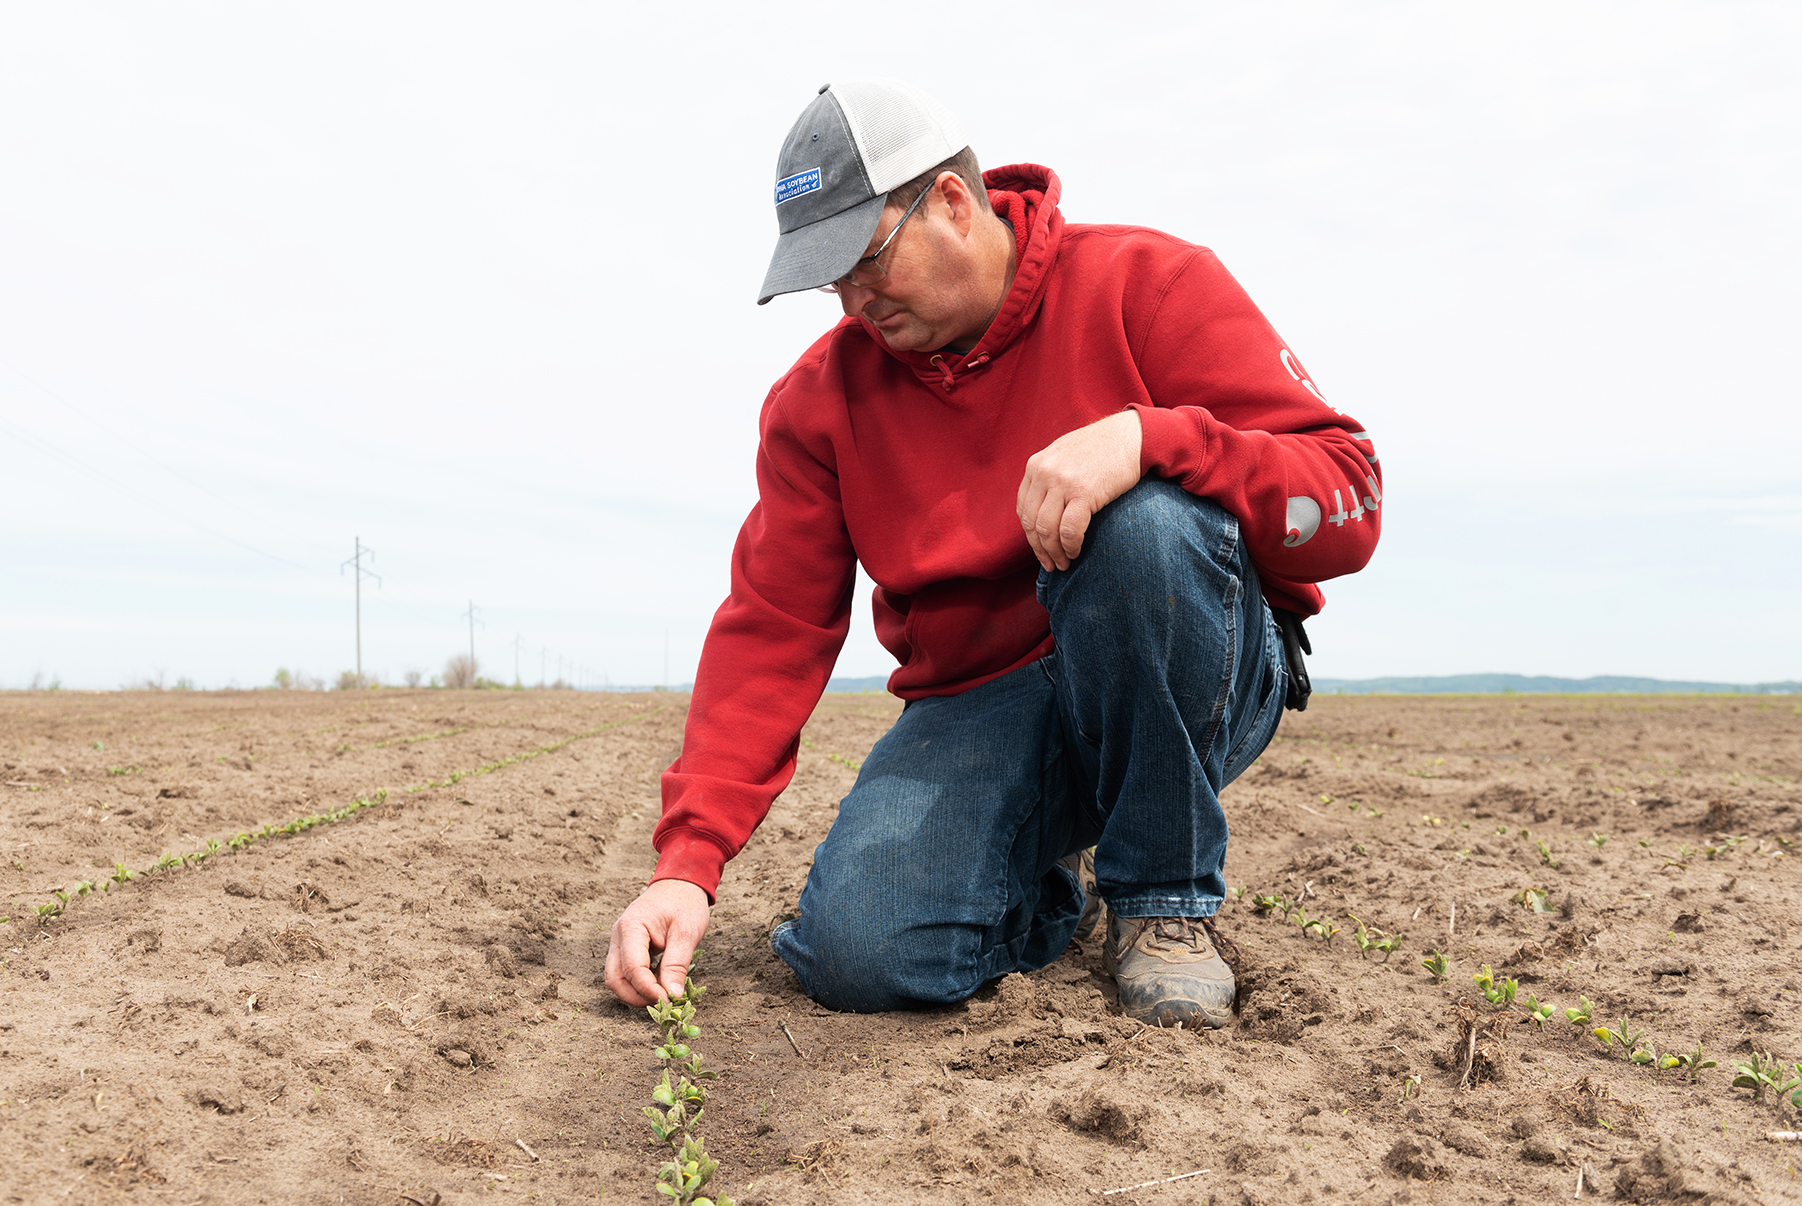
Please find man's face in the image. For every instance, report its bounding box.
[833,179,999,355]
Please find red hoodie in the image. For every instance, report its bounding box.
[654,164,1381,897]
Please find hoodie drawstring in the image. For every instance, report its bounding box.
[928,354,956,391]
[926,353,991,392]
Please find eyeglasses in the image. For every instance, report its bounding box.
[816,185,930,294]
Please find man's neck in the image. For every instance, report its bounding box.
[943,214,1019,355]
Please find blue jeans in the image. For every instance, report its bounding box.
[771,479,1286,1012]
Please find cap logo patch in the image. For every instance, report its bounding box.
[775,167,822,206]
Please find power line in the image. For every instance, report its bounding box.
[340,538,381,685]
[460,600,484,680]
[0,356,334,561]
[0,407,322,576]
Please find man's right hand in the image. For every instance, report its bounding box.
[604,878,712,1006]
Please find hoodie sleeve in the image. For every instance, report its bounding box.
[1127,248,1381,615]
[650,387,856,899]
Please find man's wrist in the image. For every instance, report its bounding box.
[649,835,726,903]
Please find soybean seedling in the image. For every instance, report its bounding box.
[1421,950,1449,983]
[1472,964,1517,1008]
[643,979,733,1206]
[1252,893,1287,917]
[1587,833,1609,849]
[1348,914,1399,962]
[1511,887,1551,914]
[1782,1064,1802,1112]
[1399,1075,1421,1104]
[1523,994,1556,1027]
[1731,1053,1802,1113]
[1565,996,1595,1026]
[1593,1016,1645,1061]
[1657,1043,1718,1084]
[1536,839,1562,870]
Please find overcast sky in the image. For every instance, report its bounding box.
[2,2,1798,691]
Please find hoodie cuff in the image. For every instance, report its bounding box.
[1131,403,1209,484]
[650,832,727,904]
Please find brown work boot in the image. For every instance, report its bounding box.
[1103,913,1235,1029]
[1057,846,1104,943]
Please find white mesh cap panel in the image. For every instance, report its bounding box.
[831,79,969,194]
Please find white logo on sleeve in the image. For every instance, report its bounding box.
[1280,348,1328,404]
[1284,496,1322,547]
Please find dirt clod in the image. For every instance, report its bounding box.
[222,926,286,967]
[1384,1135,1451,1180]
[1053,1086,1148,1145]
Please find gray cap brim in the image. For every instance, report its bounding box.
[757,192,887,305]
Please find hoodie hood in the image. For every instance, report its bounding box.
[864,163,1064,387]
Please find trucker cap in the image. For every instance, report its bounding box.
[757,79,969,305]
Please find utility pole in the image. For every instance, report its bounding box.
[340,537,381,686]
[511,633,524,687]
[461,600,483,681]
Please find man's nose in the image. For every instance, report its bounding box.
[835,282,876,318]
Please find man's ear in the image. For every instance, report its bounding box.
[936,171,980,238]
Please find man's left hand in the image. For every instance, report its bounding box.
[1016,410,1143,571]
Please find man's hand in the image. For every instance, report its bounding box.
[604,878,712,1006]
[1016,410,1144,571]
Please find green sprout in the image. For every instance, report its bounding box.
[1421,950,1449,983]
[1658,1043,1717,1084]
[1587,833,1609,849]
[1472,964,1517,1008]
[1523,994,1555,1027]
[1399,1075,1421,1103]
[1592,1016,1645,1061]
[1731,1052,1802,1112]
[1303,917,1341,945]
[1348,914,1398,961]
[643,980,733,1206]
[1511,886,1551,914]
[1252,893,1287,916]
[1536,839,1561,869]
[1565,996,1595,1026]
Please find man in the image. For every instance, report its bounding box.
[605,79,1380,1028]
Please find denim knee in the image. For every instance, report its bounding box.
[1080,478,1239,586]
[772,909,985,1013]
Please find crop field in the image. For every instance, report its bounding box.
[1,688,1799,1204]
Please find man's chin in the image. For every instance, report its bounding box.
[867,315,930,352]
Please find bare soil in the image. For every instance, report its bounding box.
[2,689,1799,1205]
